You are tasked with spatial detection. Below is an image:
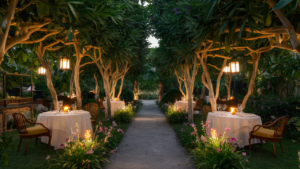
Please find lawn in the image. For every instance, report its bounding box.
[171,114,300,169]
[1,109,132,169]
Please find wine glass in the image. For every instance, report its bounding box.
[217,104,222,111]
[238,104,243,116]
[222,104,227,111]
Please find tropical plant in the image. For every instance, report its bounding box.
[0,132,14,166]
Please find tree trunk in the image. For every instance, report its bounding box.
[225,74,232,100]
[200,85,206,99]
[74,43,83,109]
[94,73,99,99]
[69,68,74,97]
[0,0,18,65]
[103,72,112,118]
[242,53,261,109]
[158,80,163,102]
[117,76,124,99]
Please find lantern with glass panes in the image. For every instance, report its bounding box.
[38,66,46,75]
[59,47,70,70]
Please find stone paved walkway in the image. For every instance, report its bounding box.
[104,100,194,169]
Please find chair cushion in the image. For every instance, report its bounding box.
[20,125,48,136]
[194,106,201,110]
[252,127,280,139]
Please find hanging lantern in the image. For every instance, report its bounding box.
[38,66,46,75]
[59,56,70,70]
[229,61,240,74]
[223,65,230,74]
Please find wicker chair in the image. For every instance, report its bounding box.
[83,103,99,131]
[194,99,203,111]
[96,98,105,111]
[249,115,290,157]
[12,113,51,155]
[202,105,212,121]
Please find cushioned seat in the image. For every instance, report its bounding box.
[20,125,48,136]
[194,106,201,110]
[252,127,280,138]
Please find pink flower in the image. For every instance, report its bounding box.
[185,116,188,119]
[225,127,231,132]
[221,140,226,145]
[46,155,50,160]
[60,144,65,149]
[71,131,76,135]
[98,126,103,133]
[201,135,207,142]
[190,123,196,127]
[246,159,249,162]
[111,148,117,154]
[206,120,211,124]
[117,128,124,134]
[99,122,102,125]
[65,138,70,142]
[86,149,94,154]
[242,152,246,156]
[216,147,220,153]
[54,146,59,150]
[102,152,106,154]
[191,131,196,135]
[231,137,237,142]
[112,121,118,127]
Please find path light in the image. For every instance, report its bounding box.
[85,130,91,140]
[59,56,70,70]
[223,65,230,74]
[229,61,240,74]
[211,128,217,139]
[38,66,46,75]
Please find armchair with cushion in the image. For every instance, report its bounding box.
[83,103,99,131]
[194,99,203,111]
[202,105,212,121]
[12,113,51,155]
[249,115,290,157]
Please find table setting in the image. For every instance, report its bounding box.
[36,101,93,147]
[174,100,196,112]
[206,104,263,148]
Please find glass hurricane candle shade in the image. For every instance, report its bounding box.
[229,61,240,74]
[38,66,46,75]
[230,107,236,115]
[59,57,70,70]
[63,106,69,114]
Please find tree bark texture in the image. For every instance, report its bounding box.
[158,80,163,102]
[200,85,206,99]
[117,76,125,99]
[225,74,232,100]
[94,73,99,99]
[241,53,261,109]
[74,43,85,109]
[69,67,74,97]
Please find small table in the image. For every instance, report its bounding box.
[36,110,93,147]
[174,101,196,113]
[103,101,125,117]
[206,111,262,148]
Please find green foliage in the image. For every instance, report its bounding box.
[120,89,134,104]
[82,99,97,107]
[112,105,135,124]
[163,104,188,124]
[160,88,183,105]
[138,93,158,100]
[0,133,14,166]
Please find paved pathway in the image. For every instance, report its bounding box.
[105,100,194,169]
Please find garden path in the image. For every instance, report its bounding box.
[104,100,195,169]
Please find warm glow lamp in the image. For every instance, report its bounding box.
[229,61,240,74]
[63,106,69,114]
[230,107,236,115]
[38,66,46,75]
[223,65,230,74]
[59,56,70,70]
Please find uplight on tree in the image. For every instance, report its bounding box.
[38,66,46,75]
[229,61,240,74]
[59,56,70,70]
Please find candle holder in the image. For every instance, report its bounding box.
[230,107,236,115]
[63,106,69,114]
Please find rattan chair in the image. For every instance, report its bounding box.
[96,98,105,111]
[83,103,99,131]
[249,115,290,157]
[12,113,51,155]
[202,105,212,121]
[194,99,203,111]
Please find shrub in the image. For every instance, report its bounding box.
[112,105,135,124]
[132,100,143,112]
[160,88,183,105]
[120,89,134,103]
[138,93,158,100]
[0,132,14,166]
[165,105,188,124]
[191,122,249,169]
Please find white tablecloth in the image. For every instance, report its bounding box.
[36,110,93,147]
[206,111,262,148]
[103,101,125,117]
[174,101,196,113]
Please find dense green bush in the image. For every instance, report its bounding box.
[112,105,135,124]
[163,104,188,124]
[138,93,158,100]
[120,89,134,103]
[160,88,183,104]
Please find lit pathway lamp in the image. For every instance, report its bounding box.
[38,66,46,75]
[229,61,240,74]
[59,56,70,70]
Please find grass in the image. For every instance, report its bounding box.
[170,114,300,169]
[1,109,132,169]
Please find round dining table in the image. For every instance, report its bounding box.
[103,101,125,117]
[36,110,93,147]
[206,111,263,148]
[174,101,196,113]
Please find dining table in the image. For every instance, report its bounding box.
[206,111,263,148]
[103,101,125,117]
[174,101,196,113]
[36,110,93,147]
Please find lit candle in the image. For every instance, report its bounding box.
[231,107,236,115]
[63,106,69,114]
[114,98,118,101]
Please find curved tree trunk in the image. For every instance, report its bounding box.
[103,72,112,117]
[117,76,125,99]
[158,80,163,102]
[225,74,232,100]
[94,73,99,99]
[242,53,261,109]
[69,68,74,97]
[200,85,206,99]
[0,0,18,65]
[74,43,83,109]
